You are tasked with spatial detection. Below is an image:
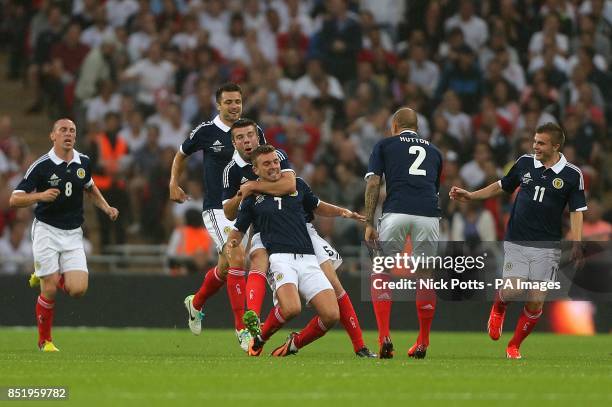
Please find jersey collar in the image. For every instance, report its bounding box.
[533,153,567,174]
[213,115,231,132]
[232,149,250,168]
[398,130,419,137]
[48,148,82,165]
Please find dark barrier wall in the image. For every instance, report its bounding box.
[1,275,611,332]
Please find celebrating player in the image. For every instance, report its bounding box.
[450,122,586,359]
[9,119,119,351]
[223,120,375,357]
[227,144,364,356]
[169,83,264,351]
[364,107,443,359]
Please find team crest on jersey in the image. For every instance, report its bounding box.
[223,226,232,236]
[552,178,564,189]
[210,139,224,153]
[275,273,284,282]
[290,191,298,197]
[76,168,86,179]
[521,172,532,185]
[48,173,60,187]
[504,262,512,271]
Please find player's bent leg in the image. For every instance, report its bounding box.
[62,270,88,298]
[507,292,545,359]
[276,283,302,321]
[37,273,60,351]
[242,248,269,337]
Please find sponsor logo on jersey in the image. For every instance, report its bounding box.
[77,168,86,179]
[210,139,224,153]
[552,178,564,189]
[48,174,61,187]
[521,172,532,185]
[255,195,265,205]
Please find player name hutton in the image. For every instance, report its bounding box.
[399,136,430,145]
[372,278,484,290]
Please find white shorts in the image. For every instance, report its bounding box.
[307,223,343,270]
[31,219,88,277]
[378,213,439,257]
[202,209,234,252]
[503,241,561,282]
[267,253,333,305]
[249,232,265,256]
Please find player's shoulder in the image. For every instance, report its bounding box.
[188,120,216,140]
[24,153,51,178]
[77,152,91,164]
[514,154,534,167]
[275,148,289,160]
[562,161,585,187]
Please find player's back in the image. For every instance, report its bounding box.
[367,130,442,217]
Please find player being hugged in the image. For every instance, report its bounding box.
[222,119,375,358]
[227,145,364,356]
[450,122,586,359]
[9,119,119,352]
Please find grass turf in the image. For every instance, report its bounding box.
[0,328,610,406]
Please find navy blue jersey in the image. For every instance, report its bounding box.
[234,178,319,255]
[500,154,587,241]
[14,149,93,230]
[366,130,442,217]
[180,115,265,211]
[221,148,293,203]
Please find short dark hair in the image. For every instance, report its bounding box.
[215,83,242,103]
[251,144,276,166]
[230,118,257,140]
[536,122,565,149]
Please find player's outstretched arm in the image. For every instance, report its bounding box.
[243,171,296,197]
[364,175,381,242]
[314,201,365,222]
[223,192,242,221]
[169,151,189,203]
[449,181,504,202]
[85,185,119,221]
[9,189,61,208]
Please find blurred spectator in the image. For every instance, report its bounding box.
[0,220,32,275]
[80,5,115,49]
[167,208,213,276]
[460,142,495,190]
[435,44,483,114]
[451,201,497,243]
[317,0,362,83]
[86,79,122,132]
[407,44,440,97]
[444,0,489,51]
[576,199,612,241]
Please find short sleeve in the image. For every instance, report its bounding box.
[84,159,94,188]
[365,141,384,180]
[180,126,207,156]
[222,164,240,203]
[299,179,320,213]
[276,149,293,172]
[234,196,254,233]
[499,156,525,193]
[568,171,587,212]
[14,162,42,193]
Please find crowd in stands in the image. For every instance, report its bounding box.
[1,0,611,274]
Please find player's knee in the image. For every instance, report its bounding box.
[525,301,543,313]
[320,308,340,329]
[280,303,301,320]
[67,285,87,298]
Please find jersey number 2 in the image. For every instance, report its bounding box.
[408,146,427,176]
[65,182,72,197]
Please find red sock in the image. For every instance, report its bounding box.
[294,316,329,349]
[493,290,507,313]
[261,306,286,341]
[337,291,365,351]
[246,269,267,315]
[509,306,542,348]
[416,287,436,346]
[371,273,392,343]
[226,267,246,330]
[36,295,55,347]
[193,267,225,310]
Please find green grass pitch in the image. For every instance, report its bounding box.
[0,328,610,406]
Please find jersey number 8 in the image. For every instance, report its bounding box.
[65,182,72,197]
